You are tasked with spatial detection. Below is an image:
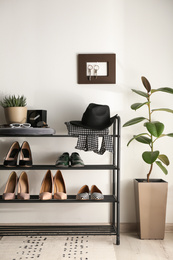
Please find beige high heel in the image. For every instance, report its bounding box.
[39,170,53,200]
[54,170,67,200]
[17,171,30,200]
[2,171,18,200]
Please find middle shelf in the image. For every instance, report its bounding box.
[0,165,118,170]
[0,195,117,203]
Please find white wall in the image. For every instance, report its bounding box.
[0,0,173,225]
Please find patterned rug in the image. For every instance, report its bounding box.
[0,235,116,260]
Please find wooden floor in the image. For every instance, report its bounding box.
[115,232,173,260]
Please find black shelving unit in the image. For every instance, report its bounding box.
[0,115,120,245]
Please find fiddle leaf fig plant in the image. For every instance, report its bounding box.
[123,76,173,182]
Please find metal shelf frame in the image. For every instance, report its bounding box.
[0,164,117,171]
[0,116,121,245]
[0,195,117,203]
[0,225,117,236]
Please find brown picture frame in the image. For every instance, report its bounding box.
[78,53,116,84]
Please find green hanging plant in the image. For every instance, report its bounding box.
[123,77,173,182]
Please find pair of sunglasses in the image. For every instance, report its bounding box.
[10,123,31,128]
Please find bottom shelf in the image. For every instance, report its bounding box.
[0,224,117,236]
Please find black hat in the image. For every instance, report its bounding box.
[70,103,116,130]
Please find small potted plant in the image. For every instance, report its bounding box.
[123,77,173,239]
[0,95,27,124]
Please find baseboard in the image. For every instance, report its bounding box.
[120,223,137,233]
[120,223,173,233]
[165,223,173,232]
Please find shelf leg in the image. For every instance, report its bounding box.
[116,234,120,245]
[113,235,120,245]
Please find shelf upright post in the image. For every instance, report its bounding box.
[112,119,116,229]
[116,115,121,245]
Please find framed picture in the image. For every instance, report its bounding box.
[78,53,116,84]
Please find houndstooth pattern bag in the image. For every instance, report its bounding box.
[65,122,113,155]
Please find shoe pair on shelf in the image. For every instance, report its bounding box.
[76,185,104,200]
[4,141,32,167]
[39,170,67,200]
[2,171,30,200]
[2,170,67,200]
[55,152,84,167]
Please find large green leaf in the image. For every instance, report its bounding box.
[141,76,151,93]
[145,121,164,137]
[152,108,173,113]
[155,161,168,175]
[132,89,148,98]
[131,102,149,111]
[142,151,159,164]
[135,135,152,144]
[158,154,170,166]
[151,87,173,94]
[123,117,146,127]
[127,133,151,146]
[167,133,173,137]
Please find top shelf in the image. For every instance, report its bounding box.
[0,116,120,137]
[0,134,119,137]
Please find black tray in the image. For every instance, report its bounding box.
[0,127,56,136]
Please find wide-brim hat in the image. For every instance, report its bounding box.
[70,103,116,130]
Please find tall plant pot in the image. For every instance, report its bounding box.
[134,179,168,239]
[4,107,27,124]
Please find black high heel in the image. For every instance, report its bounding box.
[19,141,32,167]
[4,141,20,167]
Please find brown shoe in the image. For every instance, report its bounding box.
[2,171,18,200]
[54,170,67,200]
[17,171,30,200]
[39,170,53,200]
